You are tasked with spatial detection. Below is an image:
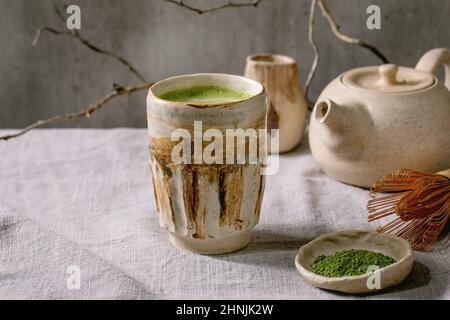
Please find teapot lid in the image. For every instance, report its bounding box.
[342,64,435,93]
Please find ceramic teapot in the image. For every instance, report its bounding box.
[309,48,450,188]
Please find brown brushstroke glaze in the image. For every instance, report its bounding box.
[254,173,265,220]
[182,166,196,235]
[218,165,244,227]
[218,169,227,223]
[150,173,161,214]
[267,102,279,130]
[150,137,263,237]
[181,165,210,239]
[150,155,175,230]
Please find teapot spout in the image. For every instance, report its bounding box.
[314,99,343,129]
[313,98,372,158]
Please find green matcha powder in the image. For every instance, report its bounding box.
[310,249,396,277]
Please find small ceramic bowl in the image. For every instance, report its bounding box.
[295,230,414,294]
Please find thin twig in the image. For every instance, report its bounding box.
[317,0,389,63]
[33,27,146,82]
[0,83,152,141]
[163,0,264,14]
[33,2,146,82]
[32,27,69,46]
[53,1,66,23]
[304,0,319,105]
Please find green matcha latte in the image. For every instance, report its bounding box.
[159,85,251,104]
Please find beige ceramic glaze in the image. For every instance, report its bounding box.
[309,48,450,187]
[147,73,266,254]
[295,230,414,294]
[245,54,308,153]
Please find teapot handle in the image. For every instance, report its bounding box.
[415,48,450,91]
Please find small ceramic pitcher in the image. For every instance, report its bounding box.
[147,73,267,254]
[245,54,308,153]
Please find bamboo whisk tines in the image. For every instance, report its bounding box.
[368,168,450,251]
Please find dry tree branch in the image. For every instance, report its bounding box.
[2,0,390,140]
[32,27,146,82]
[304,0,319,104]
[52,0,66,22]
[163,0,264,14]
[0,83,152,141]
[2,0,265,141]
[304,0,389,109]
[317,0,388,63]
[168,0,387,107]
[32,1,146,82]
[0,1,150,141]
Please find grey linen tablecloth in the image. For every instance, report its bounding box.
[0,128,448,300]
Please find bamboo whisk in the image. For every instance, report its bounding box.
[368,168,450,251]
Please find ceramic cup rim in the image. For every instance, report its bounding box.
[148,73,265,108]
[246,53,296,66]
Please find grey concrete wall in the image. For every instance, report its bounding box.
[1,0,449,128]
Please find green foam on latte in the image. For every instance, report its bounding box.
[159,85,251,104]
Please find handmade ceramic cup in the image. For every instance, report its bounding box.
[146,73,266,254]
